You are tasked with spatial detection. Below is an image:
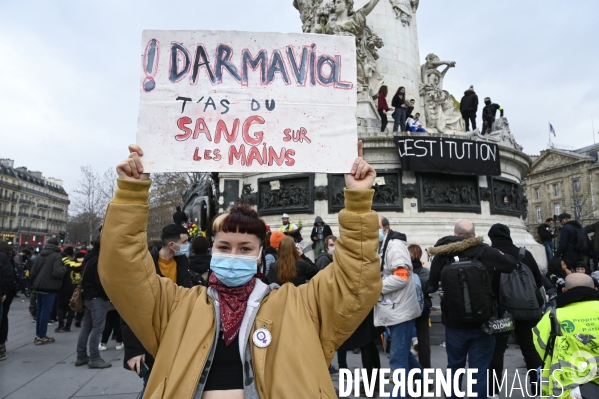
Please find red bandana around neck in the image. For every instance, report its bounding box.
[209,273,256,346]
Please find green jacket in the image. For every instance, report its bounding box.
[533,287,599,398]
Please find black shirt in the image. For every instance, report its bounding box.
[204,332,244,391]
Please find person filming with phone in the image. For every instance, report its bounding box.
[99,141,381,399]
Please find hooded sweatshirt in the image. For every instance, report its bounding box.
[488,223,543,289]
[30,244,66,293]
[310,216,333,248]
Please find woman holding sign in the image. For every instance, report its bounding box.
[98,142,381,399]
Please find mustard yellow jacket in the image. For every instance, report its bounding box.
[99,179,381,399]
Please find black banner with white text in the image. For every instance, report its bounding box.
[394,136,501,176]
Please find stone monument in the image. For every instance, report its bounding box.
[213,0,544,267]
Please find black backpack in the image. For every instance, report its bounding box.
[440,246,494,323]
[499,248,543,320]
[574,230,590,254]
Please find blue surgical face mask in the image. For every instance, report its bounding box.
[174,243,190,257]
[210,251,261,287]
[379,228,385,243]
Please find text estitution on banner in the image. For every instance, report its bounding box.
[136,30,358,174]
[394,136,502,176]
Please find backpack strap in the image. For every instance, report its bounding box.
[517,247,526,264]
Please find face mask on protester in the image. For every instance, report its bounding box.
[379,229,385,243]
[485,100,491,105]
[173,243,190,257]
[210,250,261,287]
[327,246,335,255]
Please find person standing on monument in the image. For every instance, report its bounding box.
[459,85,478,131]
[377,85,392,132]
[391,86,407,132]
[481,97,504,135]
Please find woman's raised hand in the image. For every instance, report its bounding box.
[345,140,376,190]
[116,144,150,181]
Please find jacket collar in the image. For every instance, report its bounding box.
[428,236,484,256]
[556,286,599,308]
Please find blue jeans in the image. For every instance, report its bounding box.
[389,320,423,399]
[543,241,554,261]
[393,108,407,132]
[76,298,110,361]
[35,292,56,338]
[409,126,426,133]
[445,327,496,399]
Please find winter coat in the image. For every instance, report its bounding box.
[81,248,108,301]
[30,245,66,293]
[310,217,333,249]
[99,179,381,399]
[538,223,554,243]
[460,89,478,113]
[266,259,319,287]
[149,246,193,288]
[583,221,599,252]
[0,252,16,297]
[488,223,543,289]
[374,230,421,327]
[58,256,82,299]
[121,247,196,371]
[188,253,211,286]
[316,252,333,270]
[412,260,432,316]
[482,102,504,119]
[428,236,516,329]
[555,220,586,266]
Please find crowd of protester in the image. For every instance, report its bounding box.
[3,166,599,398]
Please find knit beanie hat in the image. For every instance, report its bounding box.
[270,232,286,249]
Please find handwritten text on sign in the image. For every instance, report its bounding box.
[136,30,358,173]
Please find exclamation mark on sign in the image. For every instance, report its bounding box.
[142,39,160,92]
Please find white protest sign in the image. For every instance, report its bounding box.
[136,30,357,173]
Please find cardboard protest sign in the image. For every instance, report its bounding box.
[136,30,357,173]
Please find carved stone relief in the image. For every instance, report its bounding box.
[314,186,328,201]
[328,169,403,213]
[239,184,258,206]
[488,177,527,218]
[418,173,481,213]
[402,183,417,198]
[258,174,314,216]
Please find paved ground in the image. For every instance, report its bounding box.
[1,297,533,398]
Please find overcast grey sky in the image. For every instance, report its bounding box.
[1,0,597,196]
